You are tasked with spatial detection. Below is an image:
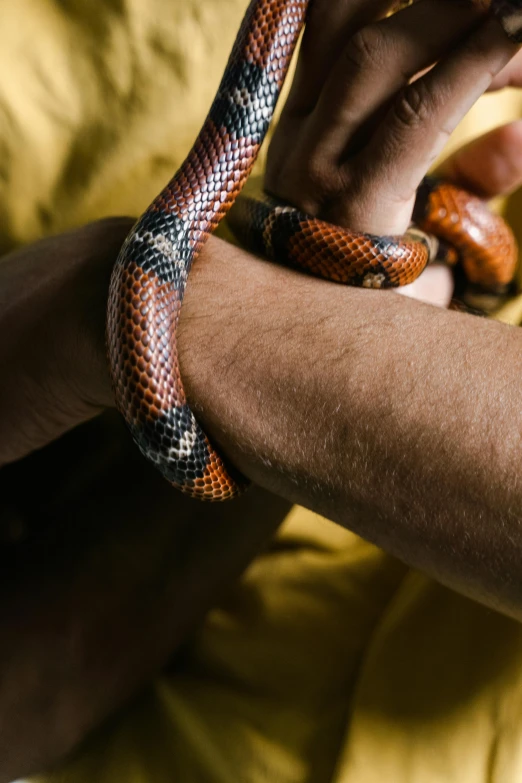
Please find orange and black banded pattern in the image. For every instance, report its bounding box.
[107,0,309,500]
[228,178,517,293]
[107,0,519,501]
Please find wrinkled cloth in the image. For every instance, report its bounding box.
[1,1,520,782]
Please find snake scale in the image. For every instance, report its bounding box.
[106,0,519,501]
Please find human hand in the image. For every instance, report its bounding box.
[2,1,522,777]
[266,0,521,240]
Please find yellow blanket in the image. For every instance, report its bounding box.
[1,1,519,781]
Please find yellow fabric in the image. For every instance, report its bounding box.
[0,1,519,781]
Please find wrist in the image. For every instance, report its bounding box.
[178,236,352,498]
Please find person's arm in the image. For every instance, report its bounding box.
[180,233,522,621]
[179,2,522,622]
[1,0,522,779]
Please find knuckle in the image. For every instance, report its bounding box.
[267,153,330,214]
[305,154,332,193]
[392,81,435,131]
[302,154,352,214]
[460,33,499,83]
[465,24,496,60]
[343,25,388,74]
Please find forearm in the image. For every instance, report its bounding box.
[180,235,522,619]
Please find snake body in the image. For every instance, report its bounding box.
[107,0,518,501]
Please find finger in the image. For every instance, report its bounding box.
[308,0,483,171]
[269,0,484,212]
[396,264,454,307]
[488,47,522,87]
[487,0,522,84]
[285,0,396,116]
[437,121,522,198]
[268,0,397,182]
[349,16,519,233]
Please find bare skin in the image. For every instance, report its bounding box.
[2,0,522,779]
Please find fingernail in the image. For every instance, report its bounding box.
[489,0,522,43]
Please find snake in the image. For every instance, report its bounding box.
[106,0,518,501]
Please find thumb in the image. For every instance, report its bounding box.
[436,120,522,198]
